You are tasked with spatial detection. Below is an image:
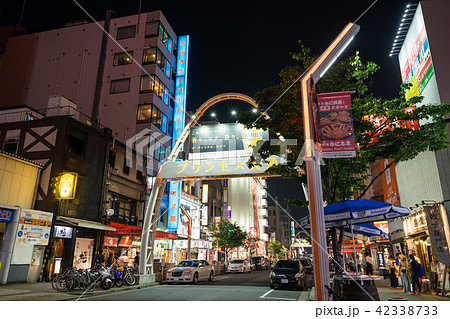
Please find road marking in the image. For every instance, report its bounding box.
[261,296,297,301]
[259,289,274,298]
[213,276,229,281]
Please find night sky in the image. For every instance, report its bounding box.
[1,0,415,219]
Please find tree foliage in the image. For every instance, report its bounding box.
[268,240,285,259]
[208,220,248,256]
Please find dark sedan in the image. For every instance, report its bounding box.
[269,259,305,290]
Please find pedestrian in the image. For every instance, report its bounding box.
[348,257,355,272]
[388,255,398,288]
[409,254,422,295]
[106,252,114,268]
[117,252,129,267]
[364,252,374,276]
[399,256,410,293]
[357,254,362,273]
[134,252,140,270]
[94,250,105,270]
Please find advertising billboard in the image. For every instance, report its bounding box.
[189,123,269,160]
[316,91,356,158]
[399,5,436,102]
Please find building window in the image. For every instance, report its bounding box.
[137,104,168,133]
[137,104,152,122]
[113,51,133,66]
[2,138,19,154]
[145,21,173,53]
[123,159,130,175]
[153,140,166,162]
[136,170,142,180]
[116,25,136,40]
[142,47,157,64]
[111,194,137,225]
[109,151,116,169]
[110,78,130,94]
[67,135,85,157]
[139,75,170,105]
[143,47,170,77]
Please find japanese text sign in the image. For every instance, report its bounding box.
[316,91,356,158]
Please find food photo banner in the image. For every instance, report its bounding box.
[316,91,356,158]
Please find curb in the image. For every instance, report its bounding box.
[61,282,160,300]
[308,287,316,301]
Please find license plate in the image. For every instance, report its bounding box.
[281,279,288,284]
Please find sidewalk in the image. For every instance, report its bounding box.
[0,281,159,301]
[307,278,449,301]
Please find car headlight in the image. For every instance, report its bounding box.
[183,270,191,275]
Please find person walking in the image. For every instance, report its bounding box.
[117,252,129,267]
[399,256,410,293]
[357,254,362,273]
[364,252,374,276]
[388,255,398,288]
[409,254,422,295]
[348,257,355,272]
[94,250,105,270]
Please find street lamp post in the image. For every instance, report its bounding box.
[300,22,360,301]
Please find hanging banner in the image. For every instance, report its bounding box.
[316,91,356,158]
[424,205,450,266]
[380,159,400,206]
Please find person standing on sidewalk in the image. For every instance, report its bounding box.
[400,256,410,293]
[388,256,398,288]
[409,254,422,295]
[364,252,374,276]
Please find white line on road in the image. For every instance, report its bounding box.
[261,296,297,301]
[213,276,230,281]
[259,289,274,298]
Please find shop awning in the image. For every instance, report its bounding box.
[56,216,116,231]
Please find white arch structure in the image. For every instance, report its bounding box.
[139,92,258,281]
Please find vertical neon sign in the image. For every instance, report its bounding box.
[167,35,189,230]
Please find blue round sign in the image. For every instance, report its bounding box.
[18,231,23,237]
[44,233,49,239]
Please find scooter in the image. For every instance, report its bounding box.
[98,265,114,290]
[112,267,124,287]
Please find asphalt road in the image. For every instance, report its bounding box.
[84,269,310,301]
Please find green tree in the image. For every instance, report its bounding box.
[239,42,450,275]
[208,220,248,262]
[268,240,285,259]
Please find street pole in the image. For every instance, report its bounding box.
[300,22,360,301]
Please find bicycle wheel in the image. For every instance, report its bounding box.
[55,276,70,292]
[80,274,96,291]
[52,275,62,291]
[125,273,136,286]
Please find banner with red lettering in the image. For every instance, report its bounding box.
[317,91,356,158]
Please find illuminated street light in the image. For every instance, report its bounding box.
[231,111,236,115]
[252,108,257,113]
[301,22,360,301]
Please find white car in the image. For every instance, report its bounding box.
[166,260,214,284]
[228,259,252,273]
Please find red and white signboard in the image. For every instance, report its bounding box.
[317,92,356,158]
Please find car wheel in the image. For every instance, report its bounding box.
[208,271,214,282]
[193,272,199,284]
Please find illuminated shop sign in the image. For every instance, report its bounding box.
[168,35,189,231]
[56,172,78,199]
[399,5,435,100]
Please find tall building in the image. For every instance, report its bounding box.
[389,0,450,285]
[0,10,178,149]
[267,196,291,250]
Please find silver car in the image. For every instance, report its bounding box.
[166,260,214,284]
[228,259,252,273]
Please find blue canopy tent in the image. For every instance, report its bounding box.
[299,199,409,229]
[297,199,409,275]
